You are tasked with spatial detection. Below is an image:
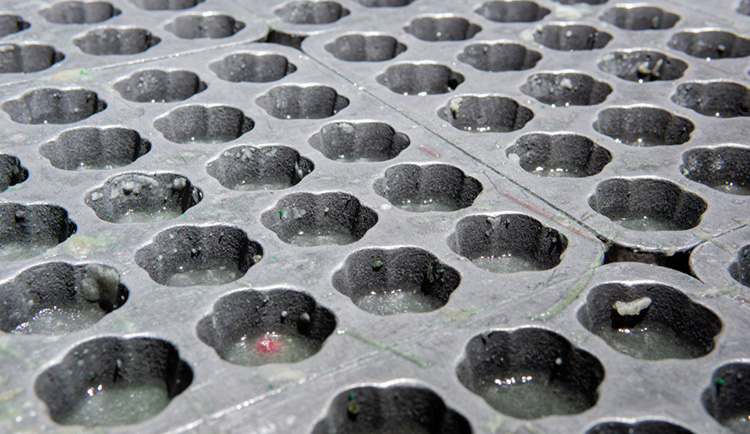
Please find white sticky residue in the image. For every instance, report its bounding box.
[614,297,652,316]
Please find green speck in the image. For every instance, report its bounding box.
[278,210,283,217]
[438,269,445,274]
[372,260,384,271]
[348,392,355,400]
[80,69,88,76]
[716,378,726,386]
[89,374,96,381]
[268,384,274,390]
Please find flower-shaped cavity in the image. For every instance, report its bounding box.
[325,34,406,62]
[0,43,65,73]
[475,1,550,23]
[598,50,687,82]
[458,42,541,72]
[197,288,336,366]
[166,13,245,39]
[332,247,461,315]
[256,85,349,119]
[404,16,481,41]
[206,145,314,190]
[0,262,128,335]
[153,105,254,144]
[600,6,679,30]
[308,121,410,162]
[2,88,105,124]
[373,164,483,212]
[507,133,612,177]
[355,0,414,6]
[0,15,29,37]
[672,82,750,118]
[438,95,533,132]
[586,421,695,434]
[378,63,464,95]
[274,1,350,24]
[312,384,472,433]
[209,53,296,82]
[681,146,750,195]
[0,154,28,192]
[456,327,604,419]
[73,28,160,55]
[114,70,206,103]
[533,24,612,51]
[668,31,750,59]
[0,203,77,260]
[593,106,693,146]
[40,1,120,24]
[130,0,203,9]
[588,178,707,231]
[577,282,721,360]
[40,127,151,170]
[135,225,263,286]
[261,192,378,246]
[703,363,750,432]
[35,337,192,426]
[520,72,612,106]
[729,245,750,288]
[447,214,568,273]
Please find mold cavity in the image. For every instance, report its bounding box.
[588,178,707,231]
[378,63,464,95]
[456,327,604,419]
[264,29,307,50]
[85,173,202,223]
[506,133,612,177]
[602,240,693,277]
[73,28,160,55]
[704,363,750,433]
[593,106,694,147]
[404,16,481,42]
[458,42,541,72]
[166,14,245,39]
[2,88,105,125]
[325,34,406,62]
[475,1,550,23]
[578,282,721,360]
[206,145,314,191]
[681,146,750,195]
[0,43,65,73]
[312,384,472,433]
[0,203,76,260]
[373,164,483,212]
[740,0,750,15]
[260,192,378,247]
[600,6,679,30]
[332,247,461,315]
[586,421,695,434]
[197,288,335,366]
[598,50,687,83]
[447,214,568,273]
[114,70,206,103]
[35,337,192,426]
[40,127,151,170]
[0,154,28,192]
[729,245,750,288]
[0,15,29,38]
[668,31,750,59]
[0,262,128,335]
[308,121,410,162]
[672,82,750,118]
[438,95,533,132]
[40,1,120,24]
[135,225,263,286]
[210,53,296,82]
[153,105,254,144]
[256,85,349,119]
[130,0,204,10]
[274,1,350,24]
[356,0,414,6]
[533,24,612,51]
[520,72,612,106]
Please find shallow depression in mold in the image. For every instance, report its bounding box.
[197,288,336,366]
[681,146,750,195]
[586,421,695,434]
[3,88,105,125]
[729,245,750,288]
[598,50,687,82]
[520,72,612,106]
[355,0,414,6]
[475,1,550,23]
[73,28,160,55]
[602,241,693,277]
[0,203,77,260]
[533,25,612,51]
[206,145,314,191]
[507,133,612,177]
[0,262,128,335]
[577,282,721,360]
[166,14,245,39]
[275,1,349,24]
[154,105,254,144]
[448,214,568,273]
[114,70,206,103]
[40,127,151,170]
[404,16,481,42]
[210,53,296,82]
[312,384,473,433]
[325,34,406,62]
[256,85,349,119]
[457,327,604,419]
[0,154,28,192]
[458,42,541,72]
[668,31,750,59]
[0,43,65,73]
[672,82,750,118]
[593,106,693,147]
[130,0,203,9]
[332,247,461,315]
[378,63,464,95]
[0,15,29,38]
[308,121,410,162]
[438,95,533,132]
[703,363,750,433]
[261,192,378,247]
[373,164,483,212]
[35,337,192,426]
[40,1,120,24]
[588,178,707,231]
[264,29,307,50]
[600,6,679,30]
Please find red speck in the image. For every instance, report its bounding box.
[254,333,281,354]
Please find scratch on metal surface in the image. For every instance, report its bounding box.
[532,250,604,321]
[337,328,430,368]
[692,230,735,253]
[0,388,22,402]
